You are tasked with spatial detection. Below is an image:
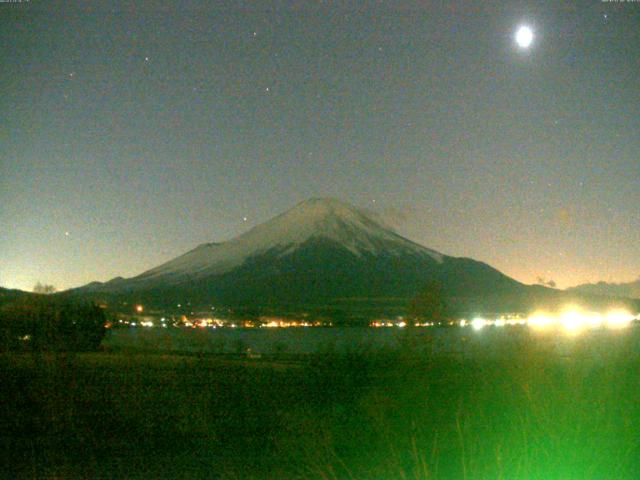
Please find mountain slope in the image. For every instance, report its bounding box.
[567,278,640,299]
[0,287,32,306]
[69,198,543,315]
[133,198,444,285]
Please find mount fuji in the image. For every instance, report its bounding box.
[69,198,552,316]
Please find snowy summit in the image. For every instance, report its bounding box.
[136,198,443,283]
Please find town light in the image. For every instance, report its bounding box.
[560,309,585,334]
[471,317,487,331]
[527,312,554,330]
[605,309,634,329]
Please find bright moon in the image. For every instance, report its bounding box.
[515,25,534,48]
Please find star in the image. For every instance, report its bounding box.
[64,231,70,237]
[243,217,248,222]
[144,56,150,62]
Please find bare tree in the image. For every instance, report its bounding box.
[409,281,449,325]
[33,282,56,294]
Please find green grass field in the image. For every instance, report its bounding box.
[2,331,640,479]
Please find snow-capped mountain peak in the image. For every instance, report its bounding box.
[136,198,443,282]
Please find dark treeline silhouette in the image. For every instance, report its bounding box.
[0,296,106,351]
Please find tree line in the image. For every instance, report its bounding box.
[0,296,106,351]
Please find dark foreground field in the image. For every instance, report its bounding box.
[2,330,640,479]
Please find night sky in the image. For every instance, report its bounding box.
[2,1,639,292]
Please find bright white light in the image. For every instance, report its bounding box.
[528,312,554,330]
[495,319,506,327]
[397,321,406,328]
[515,25,534,48]
[460,319,467,327]
[584,313,604,329]
[526,307,638,333]
[472,317,487,331]
[560,310,584,334]
[605,309,634,329]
